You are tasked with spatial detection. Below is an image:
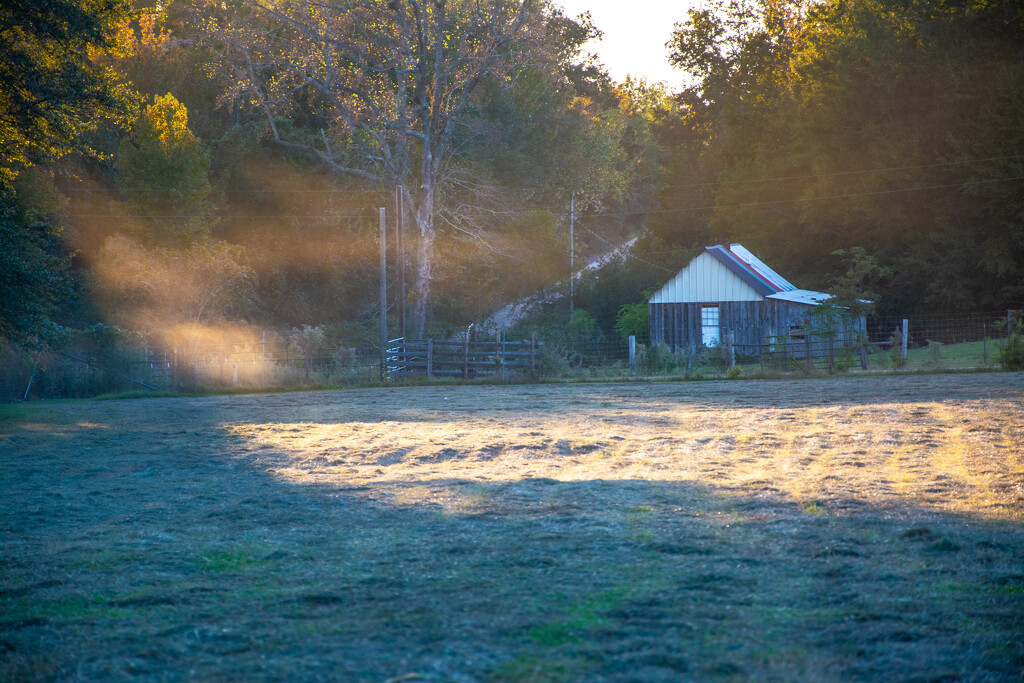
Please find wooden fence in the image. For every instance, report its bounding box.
[386,334,542,379]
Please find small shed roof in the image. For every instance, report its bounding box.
[650,243,830,306]
[705,244,797,296]
[767,289,833,306]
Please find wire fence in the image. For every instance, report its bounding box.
[1,310,1020,401]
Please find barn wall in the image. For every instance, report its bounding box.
[651,300,866,354]
[650,302,765,350]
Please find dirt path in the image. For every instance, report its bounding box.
[2,373,1023,681]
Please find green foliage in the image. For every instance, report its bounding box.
[0,183,74,348]
[614,301,649,340]
[827,248,891,316]
[116,93,214,244]
[638,342,678,375]
[994,325,1024,372]
[653,0,1024,314]
[0,0,135,183]
[567,309,599,343]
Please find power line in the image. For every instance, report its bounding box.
[570,174,1024,219]
[61,169,1024,222]
[576,220,675,274]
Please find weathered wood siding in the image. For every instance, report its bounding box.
[650,301,766,349]
[650,300,865,352]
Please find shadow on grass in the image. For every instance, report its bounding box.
[1,377,1023,681]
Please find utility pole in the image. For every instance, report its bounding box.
[569,191,575,320]
[379,207,387,381]
[395,187,406,340]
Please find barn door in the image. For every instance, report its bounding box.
[701,305,720,347]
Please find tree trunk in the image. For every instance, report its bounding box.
[410,178,435,339]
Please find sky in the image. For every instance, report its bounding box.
[553,0,697,86]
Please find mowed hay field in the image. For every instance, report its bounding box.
[2,374,1023,682]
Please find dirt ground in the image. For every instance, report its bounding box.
[2,373,1023,681]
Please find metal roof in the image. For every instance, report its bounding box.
[704,244,798,296]
[650,243,832,306]
[766,289,833,306]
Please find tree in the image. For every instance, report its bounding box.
[0,0,135,183]
[0,182,73,348]
[654,0,1024,313]
[116,93,214,244]
[205,0,544,337]
[0,0,134,346]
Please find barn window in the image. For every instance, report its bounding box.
[701,306,720,347]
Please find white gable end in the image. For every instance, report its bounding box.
[649,252,764,304]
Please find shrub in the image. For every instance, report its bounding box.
[639,342,678,375]
[994,329,1024,371]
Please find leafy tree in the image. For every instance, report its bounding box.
[826,247,891,317]
[614,301,649,340]
[116,93,214,243]
[0,0,135,183]
[205,0,544,337]
[0,0,138,346]
[653,0,1024,313]
[0,182,74,348]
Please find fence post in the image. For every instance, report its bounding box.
[379,206,387,382]
[901,319,909,368]
[426,338,433,378]
[530,332,537,374]
[983,324,988,365]
[726,330,735,369]
[464,333,470,379]
[859,334,869,371]
[498,329,505,381]
[629,335,636,376]
[233,363,239,387]
[804,326,812,373]
[260,330,266,389]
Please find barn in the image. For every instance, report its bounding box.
[648,243,864,352]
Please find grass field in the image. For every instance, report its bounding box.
[2,373,1023,681]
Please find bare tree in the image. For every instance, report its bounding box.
[205,0,545,337]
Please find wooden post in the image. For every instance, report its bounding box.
[569,192,575,320]
[804,326,812,373]
[396,187,406,340]
[497,329,504,381]
[379,207,387,382]
[530,332,537,374]
[260,330,266,389]
[629,335,637,377]
[859,334,869,371]
[233,363,239,387]
[900,318,909,368]
[463,332,470,379]
[426,338,433,378]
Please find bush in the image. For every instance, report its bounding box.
[639,342,678,375]
[994,330,1024,371]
